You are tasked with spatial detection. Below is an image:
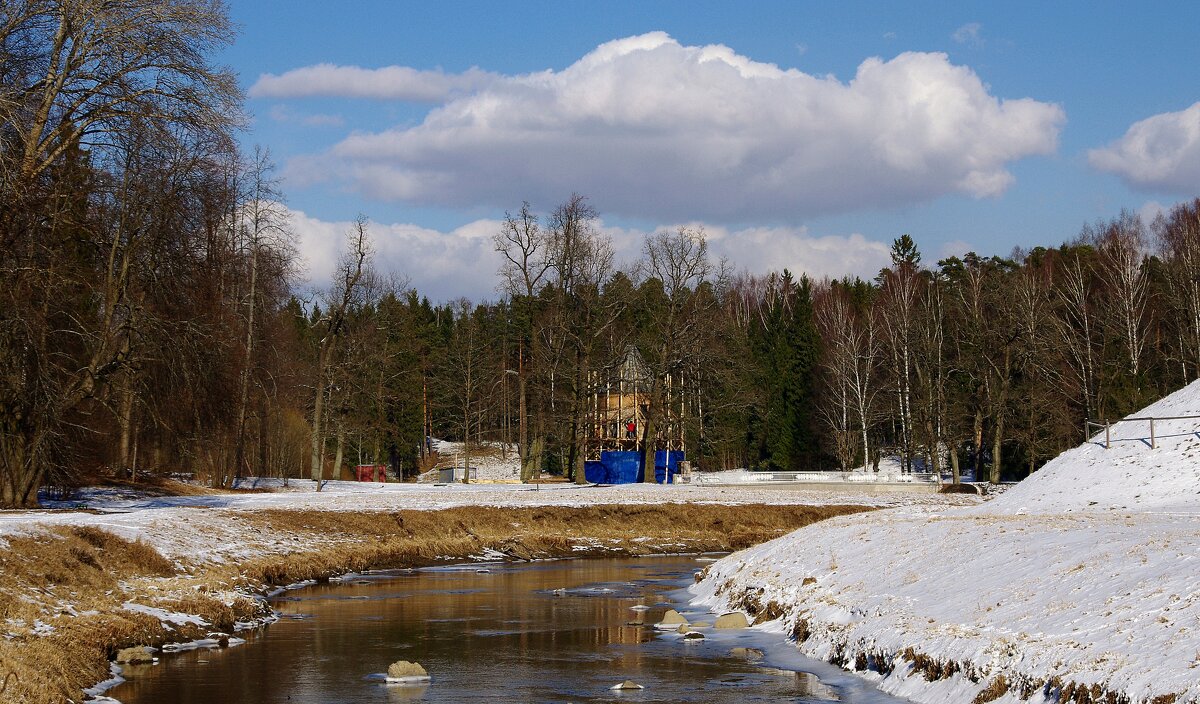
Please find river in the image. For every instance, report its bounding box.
[106,556,907,703]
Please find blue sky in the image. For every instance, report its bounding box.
[219,1,1200,300]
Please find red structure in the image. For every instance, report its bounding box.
[355,464,388,482]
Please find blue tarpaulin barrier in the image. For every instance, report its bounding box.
[585,450,685,484]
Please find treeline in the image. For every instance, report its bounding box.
[432,201,1200,488]
[4,2,1200,509]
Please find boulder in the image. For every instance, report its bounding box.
[610,680,644,690]
[691,621,711,628]
[676,623,690,634]
[713,612,749,629]
[682,631,705,640]
[115,646,155,664]
[655,608,688,629]
[387,660,430,682]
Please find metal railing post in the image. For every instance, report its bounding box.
[1150,418,1156,449]
[1105,421,1110,450]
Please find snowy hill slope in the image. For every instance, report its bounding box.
[692,381,1200,704]
[994,379,1200,515]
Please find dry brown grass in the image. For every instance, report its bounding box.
[0,502,868,704]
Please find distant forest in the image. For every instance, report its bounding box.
[3,2,1200,507]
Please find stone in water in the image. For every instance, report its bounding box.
[656,608,688,629]
[714,612,749,629]
[386,660,431,683]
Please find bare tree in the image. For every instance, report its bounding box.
[231,146,291,483]
[815,282,881,471]
[309,217,372,489]
[877,235,922,472]
[1156,199,1200,381]
[637,226,723,481]
[1092,212,1150,378]
[1,0,241,187]
[545,194,619,484]
[493,202,551,481]
[1053,248,1100,421]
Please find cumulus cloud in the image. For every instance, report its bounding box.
[286,32,1062,222]
[1089,102,1200,193]
[249,64,500,102]
[289,208,890,301]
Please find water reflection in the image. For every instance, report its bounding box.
[109,557,896,703]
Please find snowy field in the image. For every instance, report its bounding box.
[693,380,1200,704]
[0,477,981,565]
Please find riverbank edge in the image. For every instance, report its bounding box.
[0,502,870,704]
[692,541,1184,704]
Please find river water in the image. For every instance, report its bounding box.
[107,556,906,703]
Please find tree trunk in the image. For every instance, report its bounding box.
[518,345,532,481]
[949,445,961,484]
[972,409,984,478]
[990,418,1004,485]
[234,235,259,480]
[118,378,134,478]
[309,346,331,490]
[641,377,663,483]
[332,421,345,481]
[0,429,46,508]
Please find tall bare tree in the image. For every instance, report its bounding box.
[231,147,291,483]
[637,226,723,481]
[493,202,551,481]
[309,217,372,489]
[1156,199,1200,381]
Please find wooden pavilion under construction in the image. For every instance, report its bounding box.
[584,345,695,460]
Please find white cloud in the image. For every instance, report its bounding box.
[289,208,505,301]
[249,64,500,102]
[285,32,1063,222]
[289,208,891,301]
[952,22,983,45]
[708,226,891,281]
[1089,102,1200,194]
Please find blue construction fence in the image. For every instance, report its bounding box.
[583,450,685,484]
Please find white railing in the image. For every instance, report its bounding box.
[1085,414,1200,450]
[691,470,941,485]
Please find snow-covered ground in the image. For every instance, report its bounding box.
[0,480,981,564]
[693,380,1200,704]
[427,439,523,481]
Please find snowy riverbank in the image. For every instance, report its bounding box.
[692,380,1200,704]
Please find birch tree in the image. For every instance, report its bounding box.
[1156,199,1200,381]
